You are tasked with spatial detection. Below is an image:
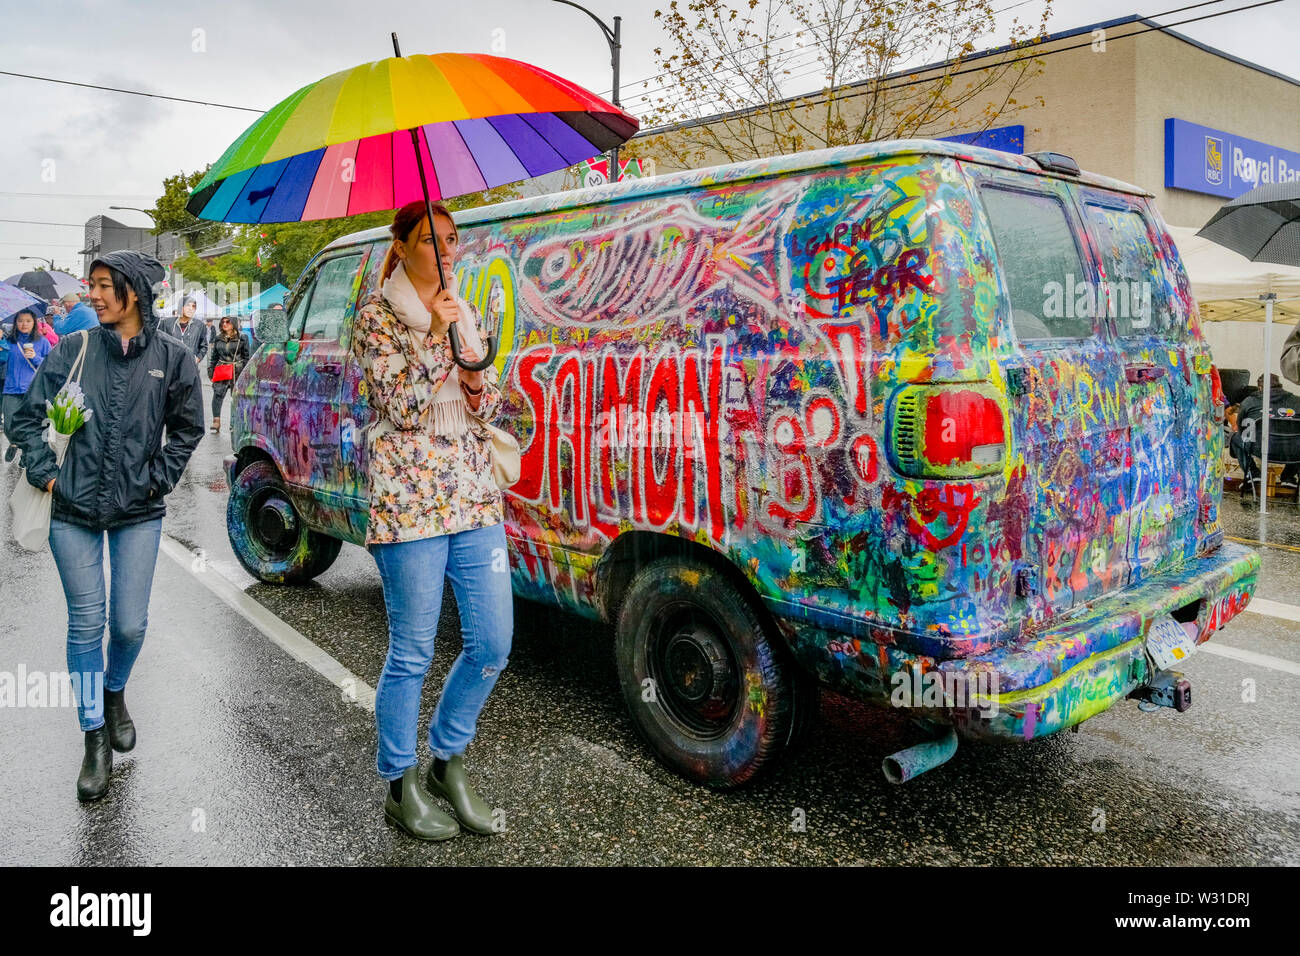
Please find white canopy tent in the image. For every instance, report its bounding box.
[1168,226,1300,323]
[1168,225,1300,513]
[154,287,225,320]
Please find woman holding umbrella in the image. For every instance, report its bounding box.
[182,42,637,838]
[352,200,511,841]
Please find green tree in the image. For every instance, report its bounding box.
[149,169,230,252]
[241,183,523,290]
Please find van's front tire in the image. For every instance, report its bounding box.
[227,460,341,584]
[614,557,806,788]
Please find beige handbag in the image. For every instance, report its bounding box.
[483,420,520,489]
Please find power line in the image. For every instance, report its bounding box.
[0,191,156,200]
[0,218,85,228]
[0,70,263,112]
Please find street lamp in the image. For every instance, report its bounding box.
[20,255,55,270]
[551,1,623,179]
[109,205,164,260]
[109,205,158,226]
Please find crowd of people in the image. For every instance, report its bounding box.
[3,290,284,442]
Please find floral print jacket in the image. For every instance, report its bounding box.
[353,291,504,545]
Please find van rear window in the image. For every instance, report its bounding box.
[1084,204,1174,337]
[981,187,1092,342]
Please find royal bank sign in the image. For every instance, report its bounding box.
[1166,117,1300,198]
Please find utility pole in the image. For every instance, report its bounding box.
[551,2,623,180]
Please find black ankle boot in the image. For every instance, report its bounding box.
[104,688,136,753]
[77,728,112,802]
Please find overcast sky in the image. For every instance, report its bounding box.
[2,0,1297,277]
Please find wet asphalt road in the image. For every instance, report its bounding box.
[2,384,1298,866]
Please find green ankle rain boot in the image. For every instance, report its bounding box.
[384,767,459,842]
[427,755,498,835]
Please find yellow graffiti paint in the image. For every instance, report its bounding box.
[459,257,517,378]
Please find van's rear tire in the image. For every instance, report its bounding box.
[614,557,805,788]
[227,460,341,584]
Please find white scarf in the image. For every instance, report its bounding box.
[381,261,485,438]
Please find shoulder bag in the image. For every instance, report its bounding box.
[9,330,90,551]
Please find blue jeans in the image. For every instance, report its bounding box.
[370,522,513,780]
[48,517,163,732]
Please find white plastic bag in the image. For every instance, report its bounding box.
[10,429,70,552]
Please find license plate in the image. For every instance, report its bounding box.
[1146,615,1197,671]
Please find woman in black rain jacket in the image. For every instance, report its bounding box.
[8,249,204,802]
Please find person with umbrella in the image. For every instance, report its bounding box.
[4,269,85,302]
[2,309,52,454]
[352,200,511,841]
[1199,179,1300,512]
[184,41,637,837]
[0,321,8,400]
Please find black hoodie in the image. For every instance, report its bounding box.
[10,250,205,530]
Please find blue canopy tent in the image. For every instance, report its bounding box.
[220,282,287,316]
[223,283,289,316]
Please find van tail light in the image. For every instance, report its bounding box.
[890,383,1007,478]
[1209,363,1225,408]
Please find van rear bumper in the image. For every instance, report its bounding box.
[777,542,1260,741]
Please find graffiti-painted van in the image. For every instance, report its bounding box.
[225,140,1259,787]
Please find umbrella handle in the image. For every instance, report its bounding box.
[447,324,498,372]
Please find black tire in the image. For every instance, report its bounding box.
[614,557,808,788]
[226,459,342,584]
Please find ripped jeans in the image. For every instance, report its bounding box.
[369,522,513,780]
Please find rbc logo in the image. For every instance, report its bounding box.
[1205,136,1224,185]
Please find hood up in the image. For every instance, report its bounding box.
[88,250,166,343]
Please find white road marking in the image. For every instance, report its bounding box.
[158,534,376,711]
[1200,643,1300,677]
[1246,597,1300,624]
[155,532,1300,692]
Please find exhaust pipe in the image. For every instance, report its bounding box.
[882,726,958,784]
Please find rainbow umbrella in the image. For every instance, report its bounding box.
[187,41,636,367]
[186,49,636,224]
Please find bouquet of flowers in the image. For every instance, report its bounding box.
[44,380,94,444]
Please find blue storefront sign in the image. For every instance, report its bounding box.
[941,125,1024,153]
[1165,117,1300,199]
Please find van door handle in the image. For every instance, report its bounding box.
[1125,363,1165,383]
[315,362,342,375]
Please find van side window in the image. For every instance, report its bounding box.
[296,254,364,342]
[981,187,1092,342]
[1084,204,1172,337]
